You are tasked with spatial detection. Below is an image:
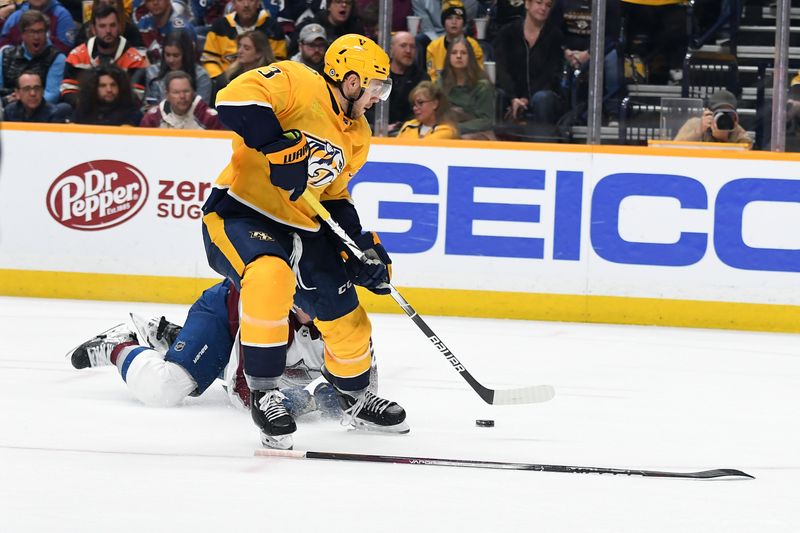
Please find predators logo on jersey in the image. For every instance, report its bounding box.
[213,60,372,231]
[305,132,345,188]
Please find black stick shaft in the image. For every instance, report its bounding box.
[255,449,754,480]
[300,190,553,406]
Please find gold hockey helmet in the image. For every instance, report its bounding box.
[324,34,392,100]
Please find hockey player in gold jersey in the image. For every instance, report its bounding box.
[202,34,408,449]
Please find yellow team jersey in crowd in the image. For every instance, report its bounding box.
[397,119,459,139]
[426,35,484,81]
[214,60,372,232]
[201,11,288,78]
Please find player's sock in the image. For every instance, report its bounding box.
[251,389,296,450]
[336,389,409,434]
[67,324,138,369]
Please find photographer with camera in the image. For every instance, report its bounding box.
[674,89,752,149]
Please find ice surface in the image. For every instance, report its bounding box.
[1,296,798,532]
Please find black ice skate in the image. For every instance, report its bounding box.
[67,324,138,369]
[251,389,297,450]
[129,314,182,353]
[337,389,409,434]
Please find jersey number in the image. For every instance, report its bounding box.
[258,66,282,80]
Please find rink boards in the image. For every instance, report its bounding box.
[1,123,799,332]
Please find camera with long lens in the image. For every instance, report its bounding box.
[713,110,737,131]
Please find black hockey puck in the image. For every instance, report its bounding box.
[475,419,495,427]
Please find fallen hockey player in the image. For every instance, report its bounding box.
[67,279,407,449]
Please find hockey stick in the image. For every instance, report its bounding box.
[301,190,554,405]
[255,449,754,480]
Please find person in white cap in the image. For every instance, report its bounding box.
[290,22,328,74]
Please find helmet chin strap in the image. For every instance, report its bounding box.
[342,89,364,120]
[342,84,365,119]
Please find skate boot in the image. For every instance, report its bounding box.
[67,324,138,369]
[337,389,409,434]
[251,389,297,450]
[129,314,182,353]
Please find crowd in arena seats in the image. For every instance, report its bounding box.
[0,0,793,147]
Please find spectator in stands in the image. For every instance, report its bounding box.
[353,0,377,39]
[786,72,800,152]
[0,0,77,54]
[145,28,210,106]
[352,0,410,39]
[189,0,229,30]
[201,0,286,80]
[72,63,143,124]
[290,0,363,57]
[787,72,800,125]
[491,0,525,30]
[388,30,428,134]
[397,80,458,139]
[493,0,564,125]
[0,10,65,104]
[673,89,752,148]
[210,29,273,98]
[61,3,149,105]
[554,0,623,119]
[0,69,71,121]
[620,0,686,85]
[289,22,326,74]
[438,35,493,139]
[140,69,224,128]
[412,0,477,42]
[137,0,196,63]
[130,0,191,25]
[75,0,143,48]
[262,0,311,38]
[0,0,16,29]
[425,0,483,81]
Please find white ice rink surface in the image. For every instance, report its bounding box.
[1,296,799,532]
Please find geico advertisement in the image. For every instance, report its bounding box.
[0,127,798,304]
[359,145,800,304]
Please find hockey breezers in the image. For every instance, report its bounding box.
[301,190,554,406]
[255,449,754,480]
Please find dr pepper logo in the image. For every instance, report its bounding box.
[47,160,149,231]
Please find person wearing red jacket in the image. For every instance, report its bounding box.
[140,69,224,129]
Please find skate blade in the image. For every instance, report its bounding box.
[347,419,410,435]
[260,433,294,450]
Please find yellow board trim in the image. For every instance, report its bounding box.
[0,269,219,304]
[1,269,799,333]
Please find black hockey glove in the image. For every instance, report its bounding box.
[347,232,392,295]
[265,129,309,201]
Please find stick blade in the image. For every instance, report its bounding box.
[491,384,556,405]
[687,468,755,479]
